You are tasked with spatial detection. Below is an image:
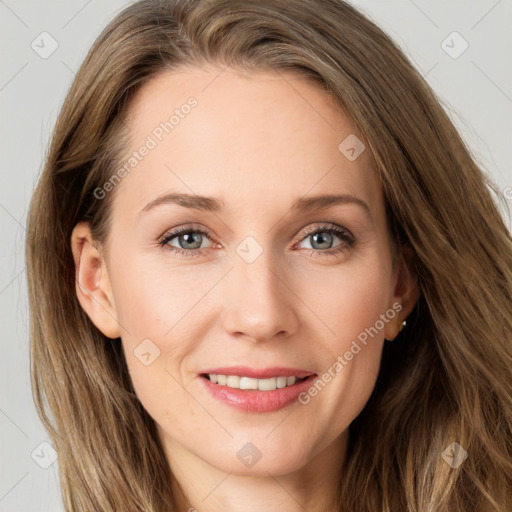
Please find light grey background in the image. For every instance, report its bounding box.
[1,1,511,510]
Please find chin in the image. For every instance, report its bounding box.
[207,437,315,477]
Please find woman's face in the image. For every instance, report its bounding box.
[75,66,414,477]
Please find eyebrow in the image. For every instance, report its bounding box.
[139,192,371,217]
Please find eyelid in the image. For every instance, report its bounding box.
[158,223,352,243]
[158,223,217,244]
[296,222,354,243]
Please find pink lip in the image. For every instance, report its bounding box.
[200,366,315,379]
[199,368,318,413]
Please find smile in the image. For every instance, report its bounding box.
[204,374,308,390]
[199,367,318,413]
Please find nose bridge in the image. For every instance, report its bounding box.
[221,235,299,342]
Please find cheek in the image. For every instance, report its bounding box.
[109,248,206,341]
[297,252,392,353]
[293,255,392,433]
[107,252,211,417]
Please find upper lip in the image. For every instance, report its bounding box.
[200,366,316,379]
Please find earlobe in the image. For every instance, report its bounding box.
[385,245,420,341]
[70,222,121,339]
[384,314,408,341]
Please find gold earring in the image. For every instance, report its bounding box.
[400,320,407,332]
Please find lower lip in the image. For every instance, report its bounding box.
[199,374,318,413]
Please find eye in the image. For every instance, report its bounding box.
[295,224,355,256]
[158,223,355,259]
[158,225,217,258]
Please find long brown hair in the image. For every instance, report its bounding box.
[26,0,512,510]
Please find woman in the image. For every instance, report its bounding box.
[26,0,512,510]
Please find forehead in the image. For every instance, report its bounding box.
[112,65,382,221]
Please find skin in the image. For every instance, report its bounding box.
[71,65,418,512]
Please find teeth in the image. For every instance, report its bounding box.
[206,374,302,390]
[240,377,259,390]
[226,375,240,388]
[276,376,287,389]
[258,378,276,391]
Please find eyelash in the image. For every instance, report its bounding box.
[157,223,355,259]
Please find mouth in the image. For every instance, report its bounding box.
[198,366,318,413]
[199,365,316,389]
[200,373,310,391]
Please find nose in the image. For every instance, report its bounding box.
[221,249,300,343]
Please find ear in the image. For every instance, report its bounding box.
[384,244,420,341]
[70,222,121,339]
